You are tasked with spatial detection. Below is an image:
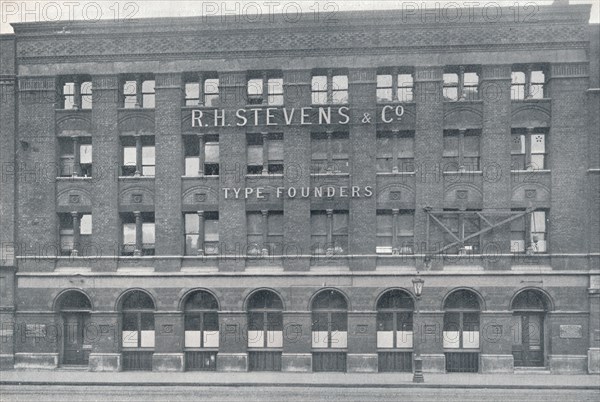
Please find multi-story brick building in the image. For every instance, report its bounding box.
[1,1,599,374]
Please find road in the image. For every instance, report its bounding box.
[1,385,598,402]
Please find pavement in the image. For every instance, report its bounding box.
[1,370,599,389]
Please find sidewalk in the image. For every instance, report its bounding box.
[1,370,599,389]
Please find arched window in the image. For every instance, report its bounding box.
[247,290,283,349]
[247,290,284,371]
[511,289,550,368]
[184,290,219,371]
[121,290,155,349]
[443,289,480,350]
[311,289,348,372]
[376,289,414,372]
[443,289,481,373]
[58,290,92,311]
[184,291,219,348]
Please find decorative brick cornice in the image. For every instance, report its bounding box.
[414,67,442,83]
[18,76,55,91]
[155,73,182,89]
[550,63,589,78]
[481,65,512,81]
[92,75,119,90]
[0,75,16,85]
[349,68,376,83]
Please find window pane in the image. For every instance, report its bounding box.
[185,82,200,102]
[531,134,545,154]
[312,91,328,104]
[247,145,263,166]
[205,78,219,94]
[311,212,327,235]
[268,139,284,161]
[268,213,283,235]
[123,147,136,166]
[531,211,546,233]
[332,75,348,90]
[185,214,199,234]
[333,213,348,234]
[377,213,393,236]
[142,223,155,244]
[531,70,545,84]
[464,72,478,86]
[398,135,414,158]
[142,80,155,93]
[205,219,219,242]
[247,213,263,235]
[123,223,136,244]
[185,157,200,176]
[464,134,480,156]
[204,142,219,163]
[377,74,392,88]
[79,144,92,164]
[248,78,263,96]
[511,134,525,154]
[312,76,327,91]
[332,89,348,104]
[443,133,459,156]
[80,81,92,109]
[80,214,92,235]
[268,78,283,95]
[142,146,155,166]
[377,88,392,102]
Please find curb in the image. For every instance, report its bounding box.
[1,381,599,390]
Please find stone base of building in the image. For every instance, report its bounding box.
[549,354,588,374]
[282,353,312,372]
[88,353,121,372]
[153,353,184,372]
[347,353,378,373]
[216,353,248,371]
[14,353,58,369]
[0,353,15,370]
[421,353,445,373]
[480,354,514,373]
[587,348,600,374]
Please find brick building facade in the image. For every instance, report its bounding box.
[1,2,599,374]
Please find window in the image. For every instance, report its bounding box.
[442,210,481,255]
[311,290,348,350]
[511,66,547,100]
[183,73,219,107]
[121,212,155,256]
[311,210,348,255]
[122,75,155,108]
[376,131,415,173]
[511,129,547,170]
[184,291,219,349]
[247,211,283,256]
[443,130,481,172]
[59,137,92,177]
[511,210,548,253]
[376,69,414,103]
[443,67,479,101]
[376,210,414,255]
[121,136,155,176]
[247,133,283,175]
[377,290,414,349]
[121,291,155,350]
[312,70,348,105]
[184,134,219,176]
[247,72,283,105]
[311,132,349,174]
[58,76,92,109]
[184,212,219,256]
[59,213,92,256]
[247,290,283,349]
[443,290,480,350]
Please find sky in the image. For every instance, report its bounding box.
[0,0,598,34]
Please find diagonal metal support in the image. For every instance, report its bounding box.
[426,208,536,255]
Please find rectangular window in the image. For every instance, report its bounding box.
[184,212,219,256]
[312,70,348,105]
[59,213,92,256]
[246,211,284,256]
[442,210,481,255]
[122,75,155,108]
[443,67,479,101]
[121,136,155,177]
[311,132,349,174]
[443,130,480,172]
[58,76,92,110]
[121,212,155,256]
[247,133,283,175]
[247,72,283,105]
[377,69,414,103]
[311,210,349,255]
[510,210,548,253]
[511,129,547,170]
[59,137,92,177]
[376,131,415,173]
[376,210,414,255]
[184,135,219,176]
[184,73,219,107]
[511,66,547,100]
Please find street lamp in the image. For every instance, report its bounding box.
[412,276,425,383]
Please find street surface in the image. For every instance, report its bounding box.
[1,385,599,402]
